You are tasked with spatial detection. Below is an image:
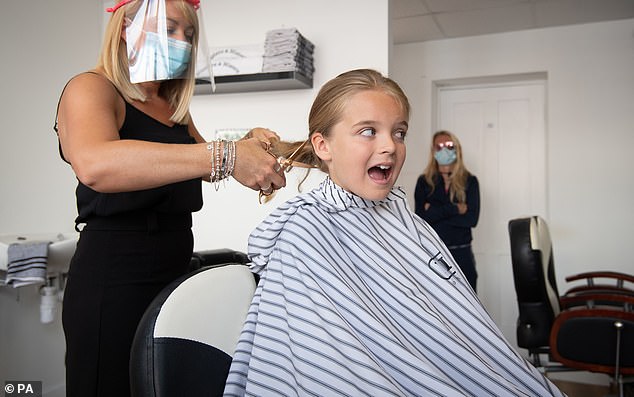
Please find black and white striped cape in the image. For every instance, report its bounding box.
[224,177,564,397]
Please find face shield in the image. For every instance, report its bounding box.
[107,0,213,87]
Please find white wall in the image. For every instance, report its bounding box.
[391,18,634,384]
[0,1,389,395]
[0,1,102,395]
[191,1,390,253]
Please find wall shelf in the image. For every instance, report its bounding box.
[194,71,313,95]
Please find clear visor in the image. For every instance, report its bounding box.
[192,5,215,92]
[122,0,213,86]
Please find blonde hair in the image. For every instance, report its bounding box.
[97,0,199,124]
[271,69,410,173]
[422,130,471,203]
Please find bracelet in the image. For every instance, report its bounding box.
[206,140,236,190]
[215,140,221,189]
[218,139,235,182]
[206,142,215,183]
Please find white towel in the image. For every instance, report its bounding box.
[5,241,49,287]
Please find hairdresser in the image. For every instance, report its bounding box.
[54,1,283,395]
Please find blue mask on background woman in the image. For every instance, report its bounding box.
[434,147,457,165]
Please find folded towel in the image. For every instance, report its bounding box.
[5,241,49,287]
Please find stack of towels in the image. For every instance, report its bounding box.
[262,28,315,78]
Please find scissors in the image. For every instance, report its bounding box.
[259,140,313,204]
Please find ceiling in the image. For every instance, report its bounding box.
[391,0,634,44]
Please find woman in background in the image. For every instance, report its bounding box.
[415,131,480,291]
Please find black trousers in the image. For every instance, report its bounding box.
[449,245,478,292]
[62,222,193,397]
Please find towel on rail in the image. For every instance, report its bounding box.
[5,241,49,287]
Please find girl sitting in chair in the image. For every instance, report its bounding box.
[224,69,564,396]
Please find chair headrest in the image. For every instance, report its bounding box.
[529,216,560,315]
[529,216,552,267]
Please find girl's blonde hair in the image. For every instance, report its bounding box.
[422,130,471,203]
[272,68,411,173]
[98,0,199,124]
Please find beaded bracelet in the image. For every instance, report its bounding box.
[206,142,216,182]
[206,140,237,190]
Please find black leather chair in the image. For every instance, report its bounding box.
[508,215,561,365]
[129,251,256,397]
[508,216,634,396]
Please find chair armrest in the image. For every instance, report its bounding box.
[563,271,634,297]
[565,271,634,284]
[564,285,634,296]
[559,293,634,310]
[193,249,249,267]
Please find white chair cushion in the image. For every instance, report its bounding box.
[153,264,256,355]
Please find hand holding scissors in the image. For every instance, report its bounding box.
[259,140,314,204]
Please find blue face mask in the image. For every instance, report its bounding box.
[167,37,192,78]
[434,147,457,165]
[131,32,191,81]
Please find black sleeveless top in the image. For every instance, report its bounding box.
[55,77,203,227]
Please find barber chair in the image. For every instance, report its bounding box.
[129,250,257,397]
[508,216,634,395]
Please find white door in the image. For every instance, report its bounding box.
[437,81,547,347]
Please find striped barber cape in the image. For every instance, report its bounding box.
[224,177,564,397]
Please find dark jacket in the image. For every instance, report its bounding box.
[414,173,480,247]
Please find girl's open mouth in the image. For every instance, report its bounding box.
[368,164,392,182]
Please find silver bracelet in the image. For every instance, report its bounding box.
[206,142,216,183]
[207,140,236,190]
